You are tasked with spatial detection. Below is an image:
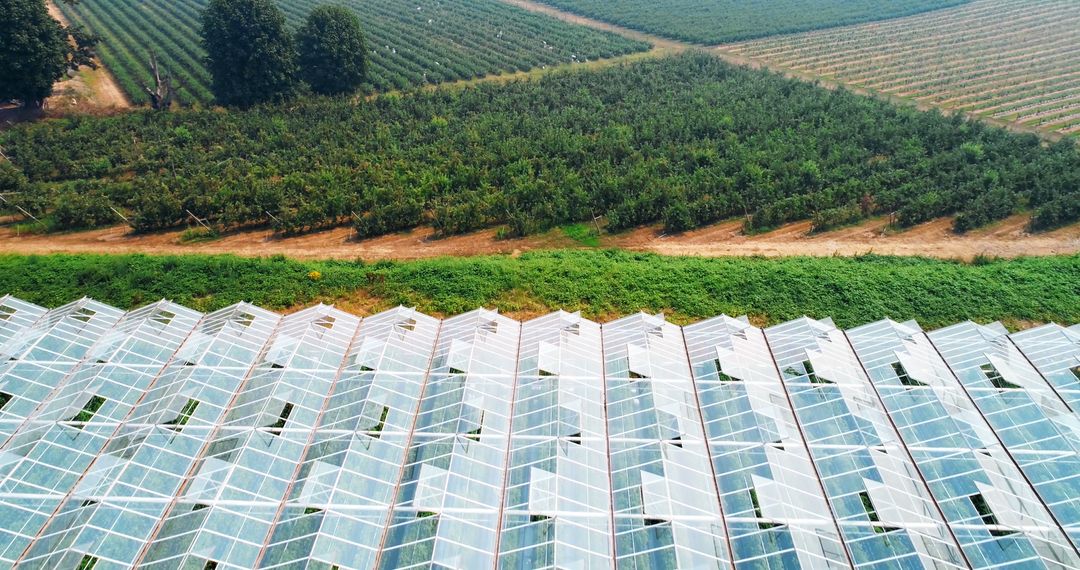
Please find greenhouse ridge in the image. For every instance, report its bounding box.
[0,295,1078,568]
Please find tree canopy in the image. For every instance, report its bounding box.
[0,0,71,108]
[296,5,368,96]
[2,54,1077,235]
[201,0,298,107]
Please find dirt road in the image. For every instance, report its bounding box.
[45,1,130,111]
[1,215,1074,261]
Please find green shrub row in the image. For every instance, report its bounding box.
[1,251,1075,330]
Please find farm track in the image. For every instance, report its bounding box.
[44,1,131,111]
[1,215,1076,261]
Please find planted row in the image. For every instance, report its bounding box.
[55,0,649,105]
[536,0,968,44]
[3,54,1078,237]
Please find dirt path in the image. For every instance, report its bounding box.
[1,215,1075,261]
[497,0,691,51]
[45,1,131,111]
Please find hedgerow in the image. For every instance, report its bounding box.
[0,252,1076,330]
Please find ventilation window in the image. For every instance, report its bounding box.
[646,325,664,339]
[396,318,417,332]
[449,366,466,375]
[78,555,99,570]
[480,320,498,334]
[465,412,483,441]
[80,499,97,508]
[152,310,176,327]
[192,503,209,511]
[803,361,833,385]
[72,308,97,323]
[530,514,550,523]
[562,322,580,335]
[370,406,389,438]
[971,493,1012,537]
[0,305,13,321]
[628,370,647,380]
[360,365,375,372]
[416,511,436,518]
[980,363,1020,390]
[567,431,582,444]
[304,507,323,515]
[539,368,556,377]
[314,316,335,330]
[891,362,927,387]
[643,517,665,527]
[233,312,255,328]
[0,392,11,411]
[749,487,778,530]
[1069,365,1079,383]
[668,435,683,449]
[266,403,294,435]
[713,360,741,382]
[859,491,879,523]
[203,561,218,570]
[68,395,106,425]
[859,491,898,534]
[207,437,240,461]
[164,399,199,430]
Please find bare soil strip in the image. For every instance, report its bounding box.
[1,215,1075,261]
[45,1,131,111]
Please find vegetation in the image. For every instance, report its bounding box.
[201,0,298,107]
[53,0,649,105]
[0,0,97,108]
[0,252,1076,330]
[296,5,367,96]
[537,0,968,44]
[3,54,1078,236]
[726,0,1080,139]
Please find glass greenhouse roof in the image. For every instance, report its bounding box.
[0,296,1077,569]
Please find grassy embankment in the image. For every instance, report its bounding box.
[1,251,1075,330]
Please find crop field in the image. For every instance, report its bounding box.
[536,0,968,45]
[724,0,1080,138]
[4,54,1079,240]
[53,0,649,105]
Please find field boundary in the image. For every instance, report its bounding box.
[45,0,131,110]
[1,214,1076,262]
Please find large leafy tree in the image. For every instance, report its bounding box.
[297,5,368,96]
[201,0,297,107]
[0,0,86,108]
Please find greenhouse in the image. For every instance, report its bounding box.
[0,295,1077,569]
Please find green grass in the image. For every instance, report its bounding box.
[561,223,601,247]
[1,252,1076,330]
